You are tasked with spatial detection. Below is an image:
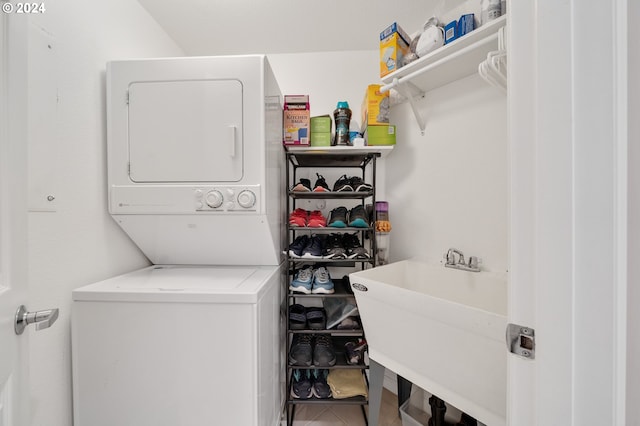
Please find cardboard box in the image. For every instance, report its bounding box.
[310,115,332,133]
[283,95,310,146]
[361,84,390,130]
[310,132,331,147]
[365,125,396,146]
[444,20,458,44]
[457,14,475,37]
[380,22,410,77]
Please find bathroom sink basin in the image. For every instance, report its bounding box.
[349,259,507,426]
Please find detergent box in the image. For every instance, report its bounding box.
[283,95,310,146]
[379,22,410,77]
[364,124,396,146]
[361,84,390,129]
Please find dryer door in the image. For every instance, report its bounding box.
[127,79,243,183]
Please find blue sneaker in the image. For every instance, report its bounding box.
[312,266,334,294]
[289,266,313,294]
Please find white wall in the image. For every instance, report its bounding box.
[26,1,183,425]
[627,0,639,420]
[386,76,507,272]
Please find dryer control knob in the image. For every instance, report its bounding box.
[205,190,223,208]
[237,190,256,208]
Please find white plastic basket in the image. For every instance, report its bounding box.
[399,399,430,426]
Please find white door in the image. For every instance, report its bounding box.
[127,79,244,183]
[508,1,628,425]
[0,11,30,426]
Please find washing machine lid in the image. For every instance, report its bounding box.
[72,265,280,304]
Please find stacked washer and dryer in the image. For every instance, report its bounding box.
[71,56,285,426]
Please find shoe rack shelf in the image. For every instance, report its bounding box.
[284,150,379,425]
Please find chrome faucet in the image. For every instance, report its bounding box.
[444,248,481,272]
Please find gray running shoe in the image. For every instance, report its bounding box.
[312,266,334,294]
[342,233,370,259]
[289,333,313,366]
[289,266,313,294]
[311,369,332,399]
[323,233,346,259]
[291,369,313,399]
[313,334,336,367]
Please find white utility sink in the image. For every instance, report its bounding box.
[349,259,507,426]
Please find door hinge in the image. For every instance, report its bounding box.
[506,323,535,359]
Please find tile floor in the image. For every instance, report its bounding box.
[287,388,403,426]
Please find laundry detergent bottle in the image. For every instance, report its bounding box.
[333,101,352,146]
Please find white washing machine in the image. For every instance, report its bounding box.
[71,265,283,426]
[71,56,285,426]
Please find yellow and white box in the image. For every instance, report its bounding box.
[380,22,410,77]
[361,84,390,129]
[283,95,310,146]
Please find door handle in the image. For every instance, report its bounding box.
[14,305,59,335]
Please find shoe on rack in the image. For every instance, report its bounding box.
[348,205,369,228]
[337,316,360,330]
[342,233,370,259]
[307,210,327,228]
[313,334,337,367]
[312,266,335,294]
[312,173,330,192]
[289,208,308,227]
[327,206,348,228]
[289,333,313,367]
[289,304,307,330]
[344,338,368,365]
[291,178,312,192]
[323,233,347,259]
[301,235,324,258]
[349,176,373,192]
[332,174,353,192]
[291,369,313,399]
[289,266,313,294]
[288,234,310,257]
[306,307,326,330]
[311,369,332,399]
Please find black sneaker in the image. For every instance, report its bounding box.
[328,206,348,228]
[311,369,332,399]
[332,174,353,192]
[288,235,310,257]
[291,369,313,399]
[349,176,373,192]
[289,334,313,366]
[312,173,330,192]
[301,235,323,258]
[348,205,369,228]
[291,178,312,192]
[342,233,370,259]
[313,334,336,367]
[323,233,347,259]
